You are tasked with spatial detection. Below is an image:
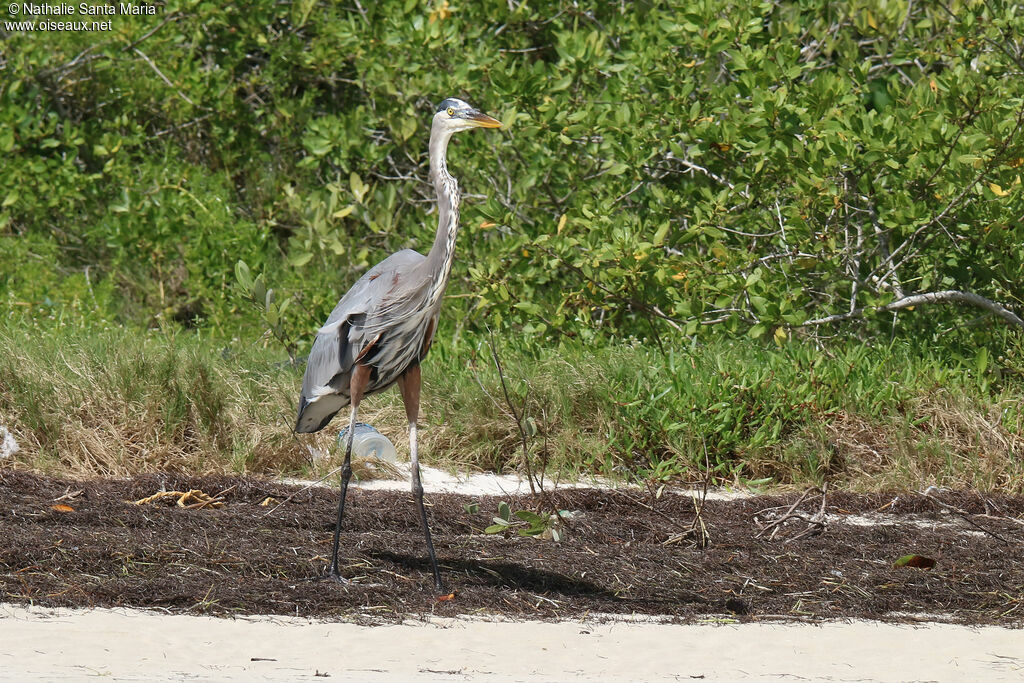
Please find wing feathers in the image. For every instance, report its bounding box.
[294,249,429,433]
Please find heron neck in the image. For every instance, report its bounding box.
[426,126,460,307]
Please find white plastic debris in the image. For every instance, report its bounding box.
[0,425,20,459]
[337,423,398,462]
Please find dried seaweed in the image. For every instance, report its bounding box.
[1,471,1022,626]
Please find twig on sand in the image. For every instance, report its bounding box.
[755,484,828,542]
[664,440,713,547]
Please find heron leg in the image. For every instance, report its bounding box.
[327,364,371,580]
[397,364,444,592]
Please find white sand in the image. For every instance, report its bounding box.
[2,604,1022,682]
[288,462,749,500]
[285,463,608,497]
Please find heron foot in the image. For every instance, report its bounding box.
[323,564,353,584]
[323,572,352,585]
[303,566,352,584]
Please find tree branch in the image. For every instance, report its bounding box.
[801,290,1024,330]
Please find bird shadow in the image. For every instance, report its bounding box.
[367,549,613,597]
[367,550,741,613]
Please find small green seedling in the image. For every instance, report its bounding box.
[484,501,570,542]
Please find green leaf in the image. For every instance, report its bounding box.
[652,221,670,247]
[974,347,988,374]
[350,172,368,203]
[252,275,267,307]
[515,510,545,524]
[514,301,542,315]
[497,501,511,522]
[234,260,253,290]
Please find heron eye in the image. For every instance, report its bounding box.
[446,107,455,117]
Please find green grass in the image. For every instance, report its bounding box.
[1,320,1022,492]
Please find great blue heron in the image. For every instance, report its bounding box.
[294,98,501,590]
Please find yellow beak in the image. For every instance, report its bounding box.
[468,111,502,128]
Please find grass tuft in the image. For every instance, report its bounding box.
[1,324,1022,492]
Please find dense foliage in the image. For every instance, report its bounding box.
[2,0,1023,350]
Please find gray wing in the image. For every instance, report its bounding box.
[294,249,427,433]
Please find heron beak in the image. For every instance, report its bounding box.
[467,110,502,128]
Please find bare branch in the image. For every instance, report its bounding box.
[802,289,1024,330]
[666,152,751,199]
[132,48,198,108]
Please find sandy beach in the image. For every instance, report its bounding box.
[4,469,1023,681]
[2,604,1022,682]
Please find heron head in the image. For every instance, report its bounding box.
[433,98,502,132]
